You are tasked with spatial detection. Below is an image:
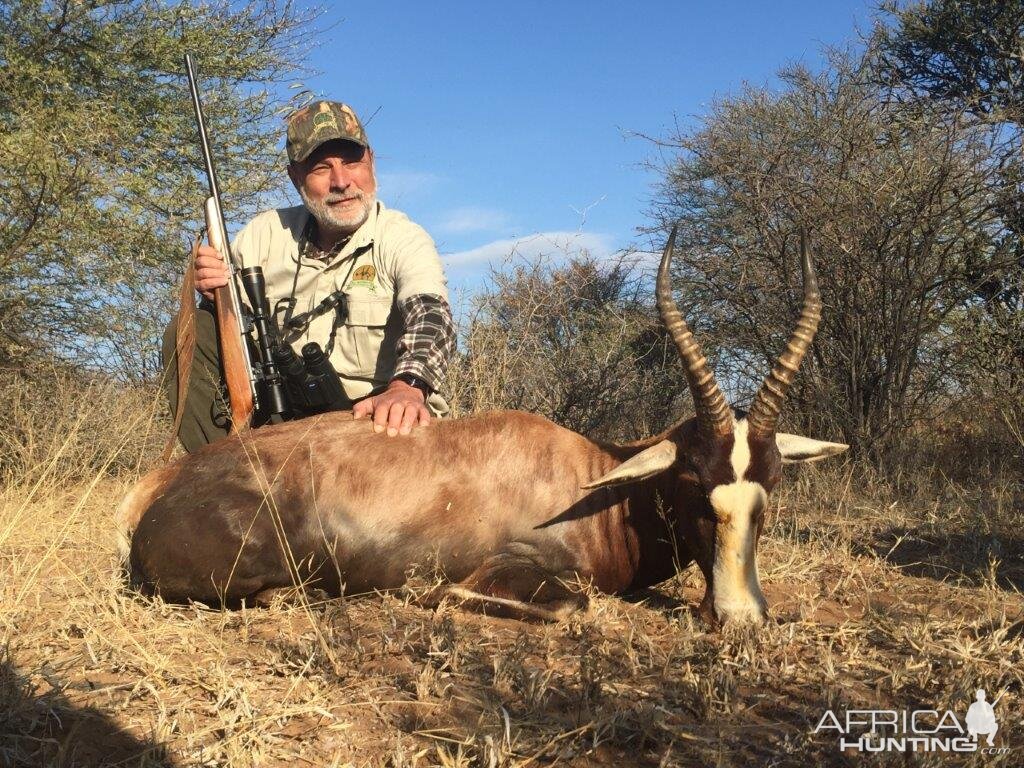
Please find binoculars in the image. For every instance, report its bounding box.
[272,342,349,415]
[239,265,349,420]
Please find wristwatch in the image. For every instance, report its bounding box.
[392,373,432,400]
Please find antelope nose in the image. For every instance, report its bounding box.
[715,599,768,625]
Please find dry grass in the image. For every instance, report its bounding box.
[1,382,1022,767]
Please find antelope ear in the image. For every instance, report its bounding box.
[581,440,677,489]
[776,432,849,464]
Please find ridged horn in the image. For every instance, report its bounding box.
[657,226,733,438]
[747,228,822,436]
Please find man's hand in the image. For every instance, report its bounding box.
[195,243,230,300]
[353,379,431,436]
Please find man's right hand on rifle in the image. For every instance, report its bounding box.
[194,244,230,301]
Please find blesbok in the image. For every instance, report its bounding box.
[117,229,847,624]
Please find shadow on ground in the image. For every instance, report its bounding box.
[861,527,1024,592]
[0,652,174,768]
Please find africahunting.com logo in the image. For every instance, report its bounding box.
[814,688,1010,755]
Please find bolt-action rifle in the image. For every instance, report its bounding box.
[182,55,347,431]
[184,54,288,429]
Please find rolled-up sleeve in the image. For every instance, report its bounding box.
[393,294,456,392]
[379,209,454,390]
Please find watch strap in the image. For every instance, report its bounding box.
[392,373,432,399]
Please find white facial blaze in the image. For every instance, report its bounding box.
[729,417,752,477]
[708,419,767,622]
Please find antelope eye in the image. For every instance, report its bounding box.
[675,459,699,484]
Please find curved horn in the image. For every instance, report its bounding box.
[747,228,822,436]
[657,226,733,437]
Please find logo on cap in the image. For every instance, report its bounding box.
[310,102,340,137]
[286,100,369,163]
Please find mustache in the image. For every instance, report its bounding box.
[323,192,363,204]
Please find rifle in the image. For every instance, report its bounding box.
[183,55,335,429]
[183,54,259,431]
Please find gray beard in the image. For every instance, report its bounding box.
[300,188,375,238]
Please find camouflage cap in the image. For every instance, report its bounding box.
[286,100,369,163]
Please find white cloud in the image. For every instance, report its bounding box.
[623,249,662,271]
[435,206,511,234]
[442,231,616,267]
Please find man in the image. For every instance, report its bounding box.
[165,100,456,451]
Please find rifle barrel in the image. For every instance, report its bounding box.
[184,54,236,271]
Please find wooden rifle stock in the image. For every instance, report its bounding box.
[205,205,254,433]
[213,283,254,433]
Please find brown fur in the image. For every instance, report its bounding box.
[121,409,786,620]
[117,409,696,606]
[114,463,185,561]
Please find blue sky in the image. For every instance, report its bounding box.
[284,1,872,298]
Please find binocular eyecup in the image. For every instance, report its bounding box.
[272,342,348,415]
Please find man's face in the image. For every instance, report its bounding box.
[289,140,376,236]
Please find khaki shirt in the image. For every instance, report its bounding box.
[232,201,450,414]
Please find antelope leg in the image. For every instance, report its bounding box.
[445,553,588,622]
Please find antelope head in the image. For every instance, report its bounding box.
[585,228,847,623]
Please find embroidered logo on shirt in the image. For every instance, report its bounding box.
[349,264,377,292]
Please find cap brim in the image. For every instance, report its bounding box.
[289,135,369,164]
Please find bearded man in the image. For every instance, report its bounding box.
[164,101,455,452]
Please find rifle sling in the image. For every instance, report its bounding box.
[161,235,200,462]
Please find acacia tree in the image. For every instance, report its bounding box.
[875,0,1024,449]
[649,51,1006,456]
[0,0,317,379]
[875,0,1024,122]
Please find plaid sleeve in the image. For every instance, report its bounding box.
[393,293,456,392]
